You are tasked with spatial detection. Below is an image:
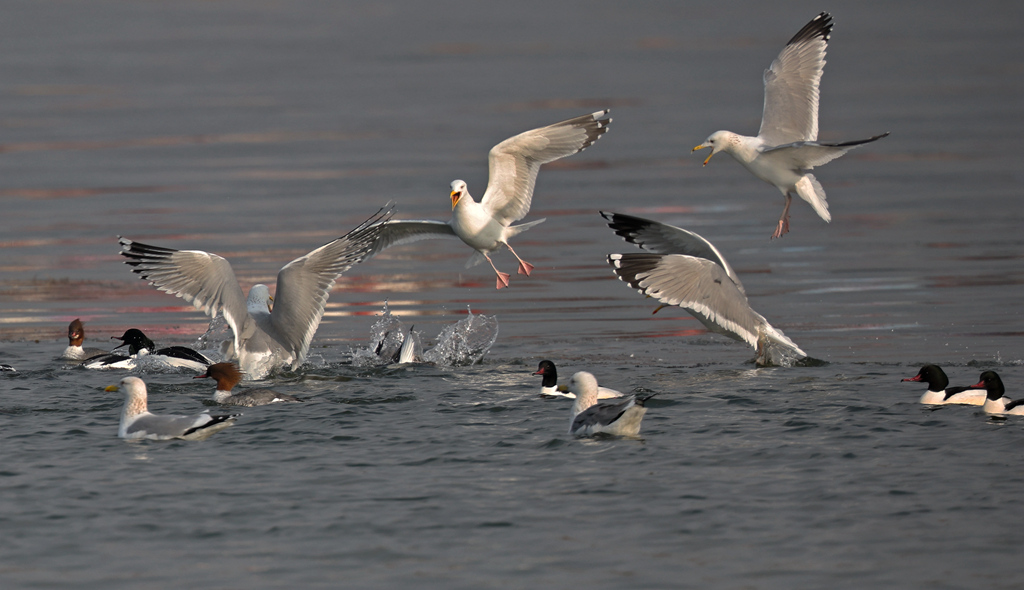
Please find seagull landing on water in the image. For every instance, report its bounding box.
[603,211,806,367]
[691,12,888,239]
[118,205,392,380]
[366,110,612,289]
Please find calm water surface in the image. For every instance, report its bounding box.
[1,1,1022,588]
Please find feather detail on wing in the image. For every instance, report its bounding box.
[119,238,250,356]
[601,211,743,293]
[365,219,458,258]
[269,205,393,360]
[758,12,832,146]
[481,110,611,226]
[609,253,761,347]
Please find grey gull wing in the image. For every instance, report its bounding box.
[601,211,742,292]
[482,110,611,226]
[758,12,832,146]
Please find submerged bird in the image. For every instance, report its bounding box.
[62,319,109,361]
[603,211,805,366]
[195,362,302,407]
[367,110,612,289]
[974,371,1024,416]
[691,12,888,238]
[533,360,623,399]
[118,206,391,379]
[107,376,239,440]
[901,365,986,406]
[567,371,653,437]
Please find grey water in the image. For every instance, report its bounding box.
[1,1,1023,588]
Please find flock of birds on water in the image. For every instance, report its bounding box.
[8,13,1018,441]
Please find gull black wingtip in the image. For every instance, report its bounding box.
[786,12,833,47]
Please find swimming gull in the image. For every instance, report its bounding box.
[567,371,653,437]
[367,110,611,289]
[195,362,302,407]
[691,12,889,238]
[107,376,239,440]
[901,365,986,406]
[603,211,806,366]
[118,205,392,379]
[533,360,623,399]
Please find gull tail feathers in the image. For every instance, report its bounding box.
[504,217,546,239]
[794,174,830,223]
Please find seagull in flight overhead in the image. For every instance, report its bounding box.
[118,206,391,379]
[692,13,888,238]
[368,110,612,289]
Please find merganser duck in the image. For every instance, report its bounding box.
[690,13,888,238]
[118,205,391,380]
[195,363,301,407]
[567,371,654,437]
[366,110,611,289]
[603,211,806,366]
[106,376,239,440]
[62,319,109,361]
[901,364,986,405]
[111,328,212,372]
[533,360,623,399]
[975,371,1024,415]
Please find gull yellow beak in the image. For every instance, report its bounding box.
[105,384,119,392]
[267,295,274,313]
[450,191,461,210]
[692,144,713,166]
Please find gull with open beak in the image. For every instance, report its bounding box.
[692,13,888,239]
[367,110,612,289]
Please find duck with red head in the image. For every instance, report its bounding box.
[195,362,302,407]
[62,319,110,362]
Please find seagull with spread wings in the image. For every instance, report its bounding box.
[368,110,611,289]
[118,206,391,379]
[692,13,888,238]
[603,211,806,366]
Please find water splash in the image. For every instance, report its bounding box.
[353,303,498,367]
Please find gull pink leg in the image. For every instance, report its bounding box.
[505,244,535,276]
[772,194,793,239]
[483,252,511,289]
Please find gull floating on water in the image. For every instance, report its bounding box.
[901,365,986,406]
[567,371,653,437]
[603,211,806,366]
[195,362,302,407]
[974,371,1024,416]
[62,319,109,362]
[118,206,391,379]
[107,376,239,440]
[367,110,612,289]
[533,360,623,399]
[691,12,889,238]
